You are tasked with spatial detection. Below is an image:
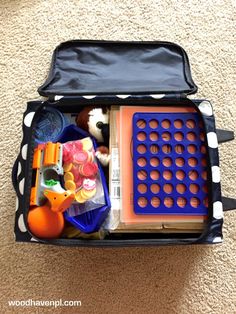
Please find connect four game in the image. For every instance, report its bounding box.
[132,112,209,215]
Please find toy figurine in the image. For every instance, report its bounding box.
[75,106,110,166]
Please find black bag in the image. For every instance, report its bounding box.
[12,40,236,246]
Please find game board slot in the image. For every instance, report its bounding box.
[186,119,196,129]
[150,157,160,167]
[138,197,148,208]
[188,157,198,167]
[163,170,173,180]
[161,119,171,129]
[162,157,172,167]
[151,197,161,208]
[137,144,147,154]
[174,119,183,129]
[200,145,206,154]
[150,170,160,180]
[150,183,160,194]
[137,131,146,141]
[164,197,174,208]
[201,170,207,180]
[137,184,147,194]
[163,183,173,194]
[177,197,187,208]
[176,183,186,194]
[175,144,185,154]
[137,170,148,180]
[162,144,172,154]
[187,144,197,154]
[136,119,146,129]
[150,144,159,154]
[190,197,200,208]
[175,157,185,167]
[162,131,171,141]
[187,132,197,142]
[176,170,185,181]
[137,157,147,167]
[149,131,159,141]
[174,131,184,141]
[188,170,198,181]
[149,119,158,129]
[189,183,200,194]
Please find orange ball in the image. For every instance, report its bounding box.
[28,204,64,239]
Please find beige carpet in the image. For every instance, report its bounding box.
[0,1,236,313]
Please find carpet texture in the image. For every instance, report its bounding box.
[0,1,235,313]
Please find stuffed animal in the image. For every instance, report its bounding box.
[75,106,110,166]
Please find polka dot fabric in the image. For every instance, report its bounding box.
[14,101,43,243]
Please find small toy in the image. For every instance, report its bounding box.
[28,204,64,238]
[62,137,99,204]
[34,107,67,143]
[30,142,75,213]
[132,112,208,215]
[76,106,110,166]
[57,124,111,233]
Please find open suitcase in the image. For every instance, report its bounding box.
[12,40,236,246]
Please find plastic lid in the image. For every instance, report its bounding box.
[34,107,66,143]
[38,40,197,97]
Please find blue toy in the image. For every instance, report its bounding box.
[34,107,68,144]
[132,112,208,215]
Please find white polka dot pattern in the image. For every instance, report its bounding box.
[213,201,223,219]
[30,237,39,242]
[21,144,28,160]
[212,236,223,243]
[54,95,64,101]
[15,197,19,212]
[24,112,35,127]
[198,100,213,116]
[207,132,218,148]
[82,95,96,99]
[212,166,221,183]
[116,94,130,99]
[17,162,22,177]
[18,214,27,233]
[150,94,165,99]
[19,178,25,195]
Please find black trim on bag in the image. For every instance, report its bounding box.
[12,156,20,192]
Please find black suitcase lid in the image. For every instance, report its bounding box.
[38,40,198,97]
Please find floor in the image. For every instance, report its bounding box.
[0,0,235,313]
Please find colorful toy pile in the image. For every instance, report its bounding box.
[63,138,99,204]
[28,136,110,239]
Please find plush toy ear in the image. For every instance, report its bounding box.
[75,106,95,132]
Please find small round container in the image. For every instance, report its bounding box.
[34,107,67,143]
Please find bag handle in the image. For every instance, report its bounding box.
[216,129,234,144]
[222,196,236,211]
